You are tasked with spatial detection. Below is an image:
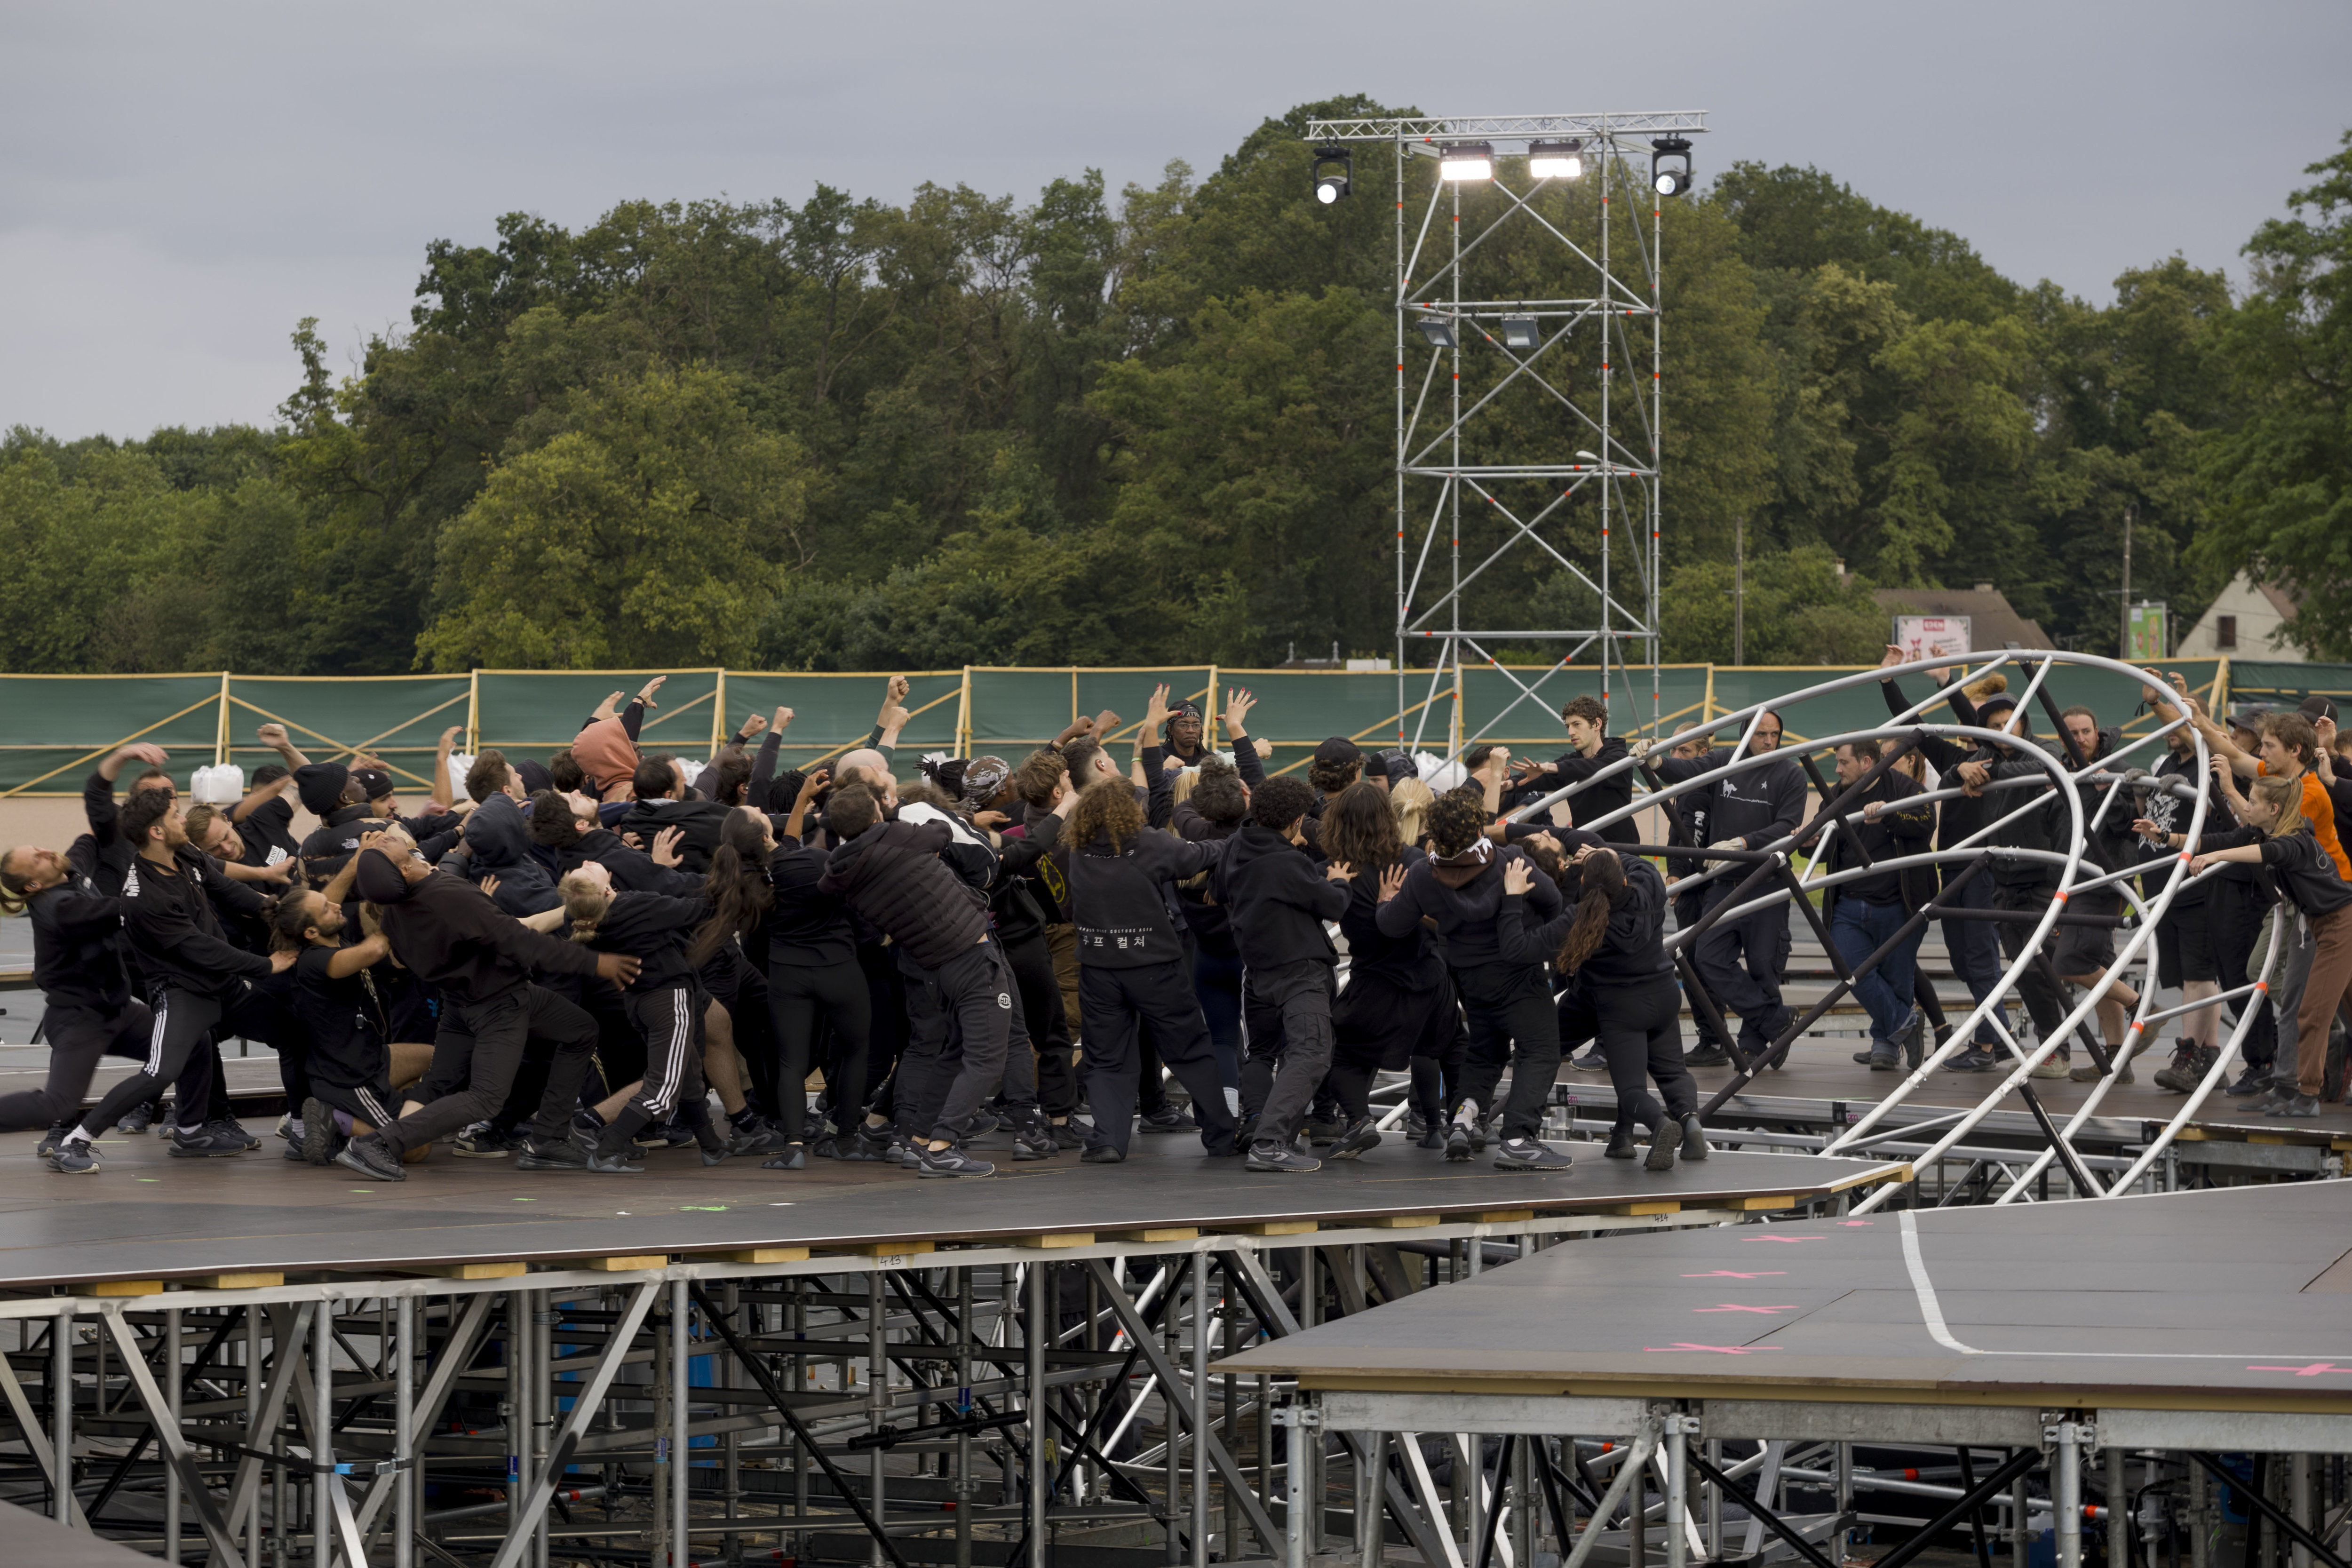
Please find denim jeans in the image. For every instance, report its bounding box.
[1831,897,1922,1047]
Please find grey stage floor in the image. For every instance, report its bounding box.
[0,1119,1899,1290]
[1217,1181,2352,1409]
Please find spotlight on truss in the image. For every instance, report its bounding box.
[1418,317,1458,349]
[1527,139,1584,180]
[1501,316,1539,350]
[1311,145,1352,205]
[1651,137,1695,197]
[1437,141,1495,181]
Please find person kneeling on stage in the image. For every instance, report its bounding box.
[558,861,735,1168]
[1503,834,1702,1171]
[334,844,639,1181]
[274,883,435,1166]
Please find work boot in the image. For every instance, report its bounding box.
[2153,1043,2218,1094]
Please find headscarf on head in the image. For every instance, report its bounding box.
[959,756,1010,812]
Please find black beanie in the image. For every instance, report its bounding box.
[295,762,350,817]
[354,847,413,904]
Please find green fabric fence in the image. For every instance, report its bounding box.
[0,656,2334,795]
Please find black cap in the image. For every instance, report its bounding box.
[354,847,412,904]
[294,762,349,817]
[351,766,394,802]
[1312,736,1362,767]
[516,758,555,795]
[1974,693,2019,720]
[2298,695,2338,724]
[2229,704,2273,732]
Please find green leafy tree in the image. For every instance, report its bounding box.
[2195,132,2352,657]
[419,365,809,669]
[1661,545,1891,665]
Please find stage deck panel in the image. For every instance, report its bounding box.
[0,1126,1899,1289]
[1214,1182,2352,1410]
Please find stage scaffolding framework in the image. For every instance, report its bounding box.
[1302,111,1708,756]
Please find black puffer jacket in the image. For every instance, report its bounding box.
[818,820,989,970]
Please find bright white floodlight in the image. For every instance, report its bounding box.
[1437,141,1494,181]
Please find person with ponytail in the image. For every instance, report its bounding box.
[1319,781,1466,1155]
[557,860,733,1169]
[1500,831,1705,1171]
[1373,788,1572,1170]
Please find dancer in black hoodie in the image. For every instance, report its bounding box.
[331,841,638,1181]
[1374,789,1571,1169]
[1215,776,1353,1172]
[1319,781,1465,1156]
[817,784,1014,1178]
[1507,695,1638,846]
[48,788,298,1172]
[0,834,154,1142]
[1064,776,1240,1162]
[558,861,733,1166]
[1502,836,1696,1170]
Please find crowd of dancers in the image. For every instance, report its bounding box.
[3,657,2347,1189]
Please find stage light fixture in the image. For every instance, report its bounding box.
[1311,145,1352,205]
[1651,137,1694,197]
[1501,316,1539,350]
[1418,317,1458,349]
[1437,141,1495,182]
[1527,139,1583,180]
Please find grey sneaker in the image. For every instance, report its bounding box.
[168,1124,249,1158]
[1327,1117,1381,1161]
[1492,1137,1573,1171]
[334,1134,405,1183]
[47,1140,101,1175]
[917,1143,996,1178]
[1245,1141,1320,1174]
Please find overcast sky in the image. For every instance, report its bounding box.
[4,1,2346,442]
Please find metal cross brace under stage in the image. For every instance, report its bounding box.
[0,1194,1913,1568]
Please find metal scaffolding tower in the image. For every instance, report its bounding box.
[1302,111,1708,752]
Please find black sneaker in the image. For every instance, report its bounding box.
[1245,1141,1320,1174]
[849,1122,895,1162]
[1303,1114,1348,1145]
[1444,1120,1472,1162]
[585,1148,644,1173]
[1081,1143,1125,1164]
[453,1123,517,1158]
[762,1145,808,1171]
[1327,1116,1382,1160]
[47,1140,100,1175]
[1404,1110,1430,1143]
[212,1117,262,1151]
[2224,1062,2273,1096]
[1138,1105,1190,1135]
[1468,1114,1491,1153]
[1945,1048,1998,1073]
[36,1123,70,1159]
[168,1124,248,1158]
[2264,1093,2321,1118]
[1682,1044,1732,1068]
[1568,1051,1610,1073]
[334,1134,405,1183]
[1603,1126,1638,1159]
[918,1143,996,1178]
[727,1115,788,1156]
[636,1118,696,1149]
[1415,1125,1446,1150]
[515,1134,592,1170]
[1011,1123,1058,1161]
[1642,1119,1681,1172]
[301,1098,333,1167]
[1892,1005,1929,1069]
[116,1102,159,1134]
[700,1139,734,1168]
[1049,1120,1088,1150]
[958,1109,1001,1138]
[1493,1137,1573,1171]
[1679,1114,1711,1162]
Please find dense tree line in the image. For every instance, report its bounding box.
[4,100,2346,675]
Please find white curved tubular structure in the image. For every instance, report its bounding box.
[1502,649,2273,1210]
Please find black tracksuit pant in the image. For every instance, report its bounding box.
[1078,960,1237,1156]
[1991,879,2074,1051]
[1001,931,1079,1117]
[769,957,872,1141]
[904,939,1025,1146]
[1561,976,1697,1133]
[597,986,719,1154]
[1239,959,1338,1147]
[378,984,598,1158]
[1327,963,1456,1122]
[1688,882,1791,1054]
[0,1001,155,1133]
[1453,960,1563,1142]
[77,984,278,1137]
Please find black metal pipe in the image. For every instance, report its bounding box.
[2192,1452,2349,1568]
[1866,1446,2043,1568]
[1686,1448,1842,1568]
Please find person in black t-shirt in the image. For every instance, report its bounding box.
[271,888,435,1167]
